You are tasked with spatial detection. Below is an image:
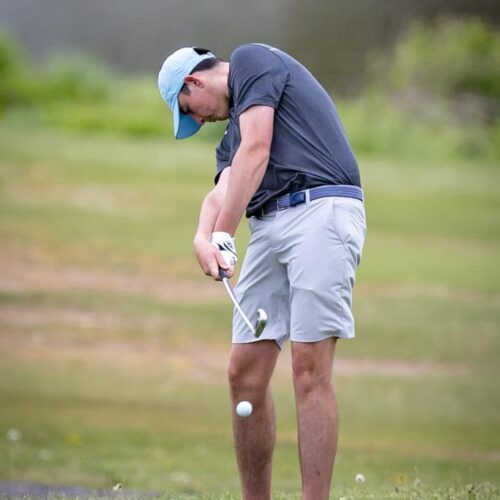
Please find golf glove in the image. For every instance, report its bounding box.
[211,231,238,266]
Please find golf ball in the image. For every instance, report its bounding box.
[236,401,253,417]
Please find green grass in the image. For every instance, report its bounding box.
[2,483,500,500]
[0,119,499,498]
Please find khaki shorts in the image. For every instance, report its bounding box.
[233,196,367,347]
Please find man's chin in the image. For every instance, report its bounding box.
[215,111,230,121]
[208,115,228,123]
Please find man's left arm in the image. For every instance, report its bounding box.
[213,105,274,235]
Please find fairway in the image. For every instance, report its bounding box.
[0,121,499,499]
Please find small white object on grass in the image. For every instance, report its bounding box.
[355,473,366,483]
[113,483,123,491]
[6,428,22,443]
[39,449,52,461]
[236,401,253,417]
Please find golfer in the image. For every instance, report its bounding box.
[158,44,366,499]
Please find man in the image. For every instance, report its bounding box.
[158,44,366,499]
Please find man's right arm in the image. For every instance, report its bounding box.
[193,167,233,280]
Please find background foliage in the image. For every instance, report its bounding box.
[1,17,499,162]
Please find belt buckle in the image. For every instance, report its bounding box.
[290,191,306,207]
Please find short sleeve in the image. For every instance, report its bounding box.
[230,44,289,117]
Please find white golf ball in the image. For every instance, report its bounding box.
[236,401,253,417]
[355,473,366,483]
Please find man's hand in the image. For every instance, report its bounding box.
[211,232,238,266]
[194,234,235,280]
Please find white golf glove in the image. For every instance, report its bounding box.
[211,231,238,267]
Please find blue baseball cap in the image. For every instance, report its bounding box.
[158,47,216,139]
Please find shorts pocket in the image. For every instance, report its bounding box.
[330,198,366,264]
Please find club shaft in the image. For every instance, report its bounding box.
[221,277,256,334]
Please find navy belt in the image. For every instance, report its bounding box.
[260,185,363,216]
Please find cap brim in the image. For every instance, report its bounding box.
[173,98,201,140]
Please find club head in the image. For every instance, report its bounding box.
[254,308,268,338]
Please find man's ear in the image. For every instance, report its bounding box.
[183,75,204,87]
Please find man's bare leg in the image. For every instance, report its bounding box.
[292,338,338,500]
[228,340,281,500]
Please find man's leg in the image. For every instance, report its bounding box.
[292,338,338,500]
[228,340,281,500]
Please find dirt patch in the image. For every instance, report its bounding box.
[0,332,230,386]
[333,357,468,377]
[0,330,469,381]
[356,282,500,304]
[0,254,225,303]
[0,305,129,330]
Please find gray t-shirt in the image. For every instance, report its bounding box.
[215,43,361,217]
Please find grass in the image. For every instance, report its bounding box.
[1,484,500,500]
[0,119,499,498]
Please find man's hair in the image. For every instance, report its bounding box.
[180,47,222,95]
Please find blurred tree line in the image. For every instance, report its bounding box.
[0,17,498,162]
[341,17,500,160]
[2,0,499,94]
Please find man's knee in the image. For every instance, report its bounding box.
[292,359,329,397]
[227,341,279,395]
[227,359,269,397]
[227,359,248,389]
[292,340,335,397]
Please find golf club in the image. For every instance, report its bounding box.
[219,269,267,337]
